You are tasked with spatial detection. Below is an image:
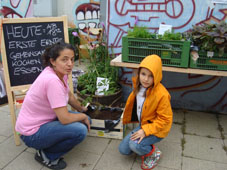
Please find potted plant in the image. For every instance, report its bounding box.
[189,21,227,57]
[188,21,227,71]
[73,28,122,106]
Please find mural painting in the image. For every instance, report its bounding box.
[72,0,101,58]
[73,0,100,32]
[0,0,33,18]
[106,0,227,113]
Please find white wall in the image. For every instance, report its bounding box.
[56,0,79,27]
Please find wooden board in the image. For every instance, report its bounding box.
[111,55,227,77]
[88,114,124,139]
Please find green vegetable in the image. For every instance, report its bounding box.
[77,32,119,97]
[127,26,185,41]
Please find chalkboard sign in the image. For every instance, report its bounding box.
[1,17,68,87]
[1,16,74,145]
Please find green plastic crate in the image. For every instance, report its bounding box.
[68,28,80,60]
[122,37,190,68]
[190,51,227,71]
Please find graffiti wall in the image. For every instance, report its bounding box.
[0,0,33,18]
[71,0,101,58]
[0,0,33,61]
[0,0,226,113]
[73,0,100,31]
[105,0,227,113]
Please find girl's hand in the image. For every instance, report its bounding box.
[130,129,146,144]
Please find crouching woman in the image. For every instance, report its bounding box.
[16,42,90,170]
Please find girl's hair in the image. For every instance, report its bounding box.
[42,41,75,67]
[133,67,142,95]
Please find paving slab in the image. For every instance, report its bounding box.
[155,141,182,170]
[25,147,36,154]
[0,111,13,137]
[173,109,184,124]
[0,105,10,113]
[0,135,7,143]
[75,136,111,155]
[58,148,100,170]
[219,114,227,139]
[162,124,183,144]
[0,136,26,169]
[224,139,227,154]
[1,101,226,170]
[184,134,227,163]
[2,151,42,170]
[131,160,179,170]
[182,156,227,170]
[185,111,220,138]
[94,139,136,170]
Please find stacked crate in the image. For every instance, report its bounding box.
[122,36,191,68]
[190,51,227,71]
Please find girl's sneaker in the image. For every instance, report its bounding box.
[141,145,162,170]
[35,150,67,170]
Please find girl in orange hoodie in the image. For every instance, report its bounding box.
[119,55,173,170]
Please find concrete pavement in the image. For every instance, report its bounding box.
[0,104,227,170]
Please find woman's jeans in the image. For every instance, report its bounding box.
[119,126,163,156]
[20,111,91,161]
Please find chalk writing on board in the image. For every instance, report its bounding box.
[46,23,62,36]
[3,22,65,86]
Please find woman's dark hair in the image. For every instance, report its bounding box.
[42,41,75,67]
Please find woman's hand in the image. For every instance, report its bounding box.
[80,106,88,113]
[81,115,91,132]
[68,91,88,112]
[130,129,146,144]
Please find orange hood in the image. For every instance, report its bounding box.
[139,55,162,88]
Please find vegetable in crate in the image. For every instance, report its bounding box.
[127,26,155,38]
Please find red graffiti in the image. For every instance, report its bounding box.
[0,0,32,18]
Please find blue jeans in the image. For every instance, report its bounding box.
[20,111,91,161]
[119,126,163,156]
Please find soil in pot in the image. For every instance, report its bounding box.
[85,105,123,120]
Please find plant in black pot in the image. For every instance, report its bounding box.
[189,21,227,57]
[75,28,121,106]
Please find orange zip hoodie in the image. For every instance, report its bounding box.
[123,55,173,138]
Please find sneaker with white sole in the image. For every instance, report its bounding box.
[141,146,162,170]
[35,150,67,170]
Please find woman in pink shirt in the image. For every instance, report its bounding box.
[16,42,90,170]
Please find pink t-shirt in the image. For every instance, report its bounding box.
[15,66,69,136]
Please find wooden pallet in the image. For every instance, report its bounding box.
[88,114,124,139]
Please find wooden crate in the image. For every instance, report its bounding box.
[88,114,123,139]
